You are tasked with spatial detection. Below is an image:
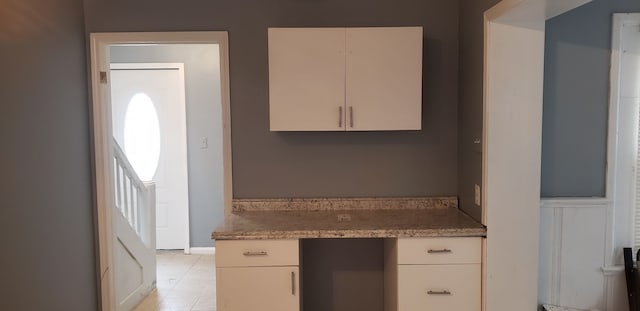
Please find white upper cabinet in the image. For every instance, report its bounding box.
[345,27,423,130]
[268,28,346,131]
[268,27,423,131]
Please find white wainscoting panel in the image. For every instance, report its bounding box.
[539,198,620,310]
[603,266,627,311]
[559,206,606,308]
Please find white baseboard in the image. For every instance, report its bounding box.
[189,247,215,255]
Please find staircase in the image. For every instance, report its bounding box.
[112,138,157,311]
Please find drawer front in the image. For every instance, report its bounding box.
[217,266,300,311]
[216,239,299,267]
[397,237,481,265]
[398,264,480,311]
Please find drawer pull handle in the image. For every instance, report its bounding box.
[338,106,343,127]
[242,251,268,256]
[427,248,452,254]
[427,290,452,296]
[349,106,354,128]
[291,271,296,295]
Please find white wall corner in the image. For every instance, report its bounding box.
[482,1,595,310]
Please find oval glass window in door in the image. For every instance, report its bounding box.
[123,93,161,181]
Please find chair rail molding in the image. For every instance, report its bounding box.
[540,198,612,209]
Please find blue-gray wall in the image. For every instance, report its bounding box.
[542,0,640,197]
[84,0,461,199]
[111,44,224,247]
[0,0,97,310]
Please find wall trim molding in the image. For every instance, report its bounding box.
[188,247,215,255]
[607,12,640,270]
[540,198,611,209]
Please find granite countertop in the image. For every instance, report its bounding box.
[212,197,486,240]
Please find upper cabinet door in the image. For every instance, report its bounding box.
[345,27,423,131]
[269,28,346,131]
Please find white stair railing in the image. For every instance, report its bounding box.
[112,138,156,248]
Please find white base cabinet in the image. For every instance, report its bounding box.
[215,237,481,311]
[216,240,300,311]
[385,237,482,311]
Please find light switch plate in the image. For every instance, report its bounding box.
[474,184,481,206]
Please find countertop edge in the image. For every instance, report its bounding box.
[212,228,487,240]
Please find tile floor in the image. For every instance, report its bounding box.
[134,251,216,311]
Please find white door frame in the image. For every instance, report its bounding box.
[607,13,640,262]
[89,32,233,311]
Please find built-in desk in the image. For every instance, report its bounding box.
[212,197,486,311]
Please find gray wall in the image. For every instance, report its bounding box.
[84,0,461,198]
[111,44,224,247]
[302,239,384,311]
[0,0,98,310]
[458,0,501,220]
[542,0,640,197]
[84,2,460,309]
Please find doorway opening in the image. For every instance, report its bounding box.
[110,62,190,253]
[89,32,232,311]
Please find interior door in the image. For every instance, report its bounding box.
[110,63,190,250]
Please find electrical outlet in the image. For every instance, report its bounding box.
[474,184,481,206]
[200,137,208,149]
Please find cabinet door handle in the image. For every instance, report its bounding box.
[427,290,452,295]
[242,251,268,256]
[291,271,296,295]
[349,106,354,128]
[427,248,452,254]
[338,106,343,128]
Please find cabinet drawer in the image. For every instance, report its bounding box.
[217,266,300,311]
[397,237,481,265]
[397,264,480,311]
[216,239,299,267]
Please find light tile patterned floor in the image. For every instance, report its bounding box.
[134,251,216,311]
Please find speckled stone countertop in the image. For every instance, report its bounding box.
[212,197,486,240]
